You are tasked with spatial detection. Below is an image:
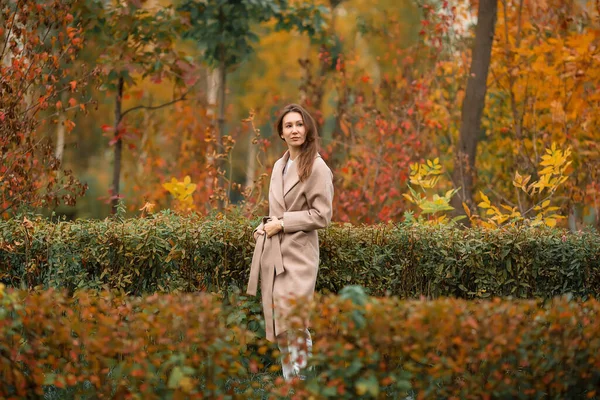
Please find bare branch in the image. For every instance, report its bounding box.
[486,183,518,208]
[120,87,194,119]
[0,6,18,62]
[44,97,96,119]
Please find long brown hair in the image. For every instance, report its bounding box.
[275,103,319,182]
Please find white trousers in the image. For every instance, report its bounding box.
[278,328,312,381]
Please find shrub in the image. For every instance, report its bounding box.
[0,212,598,299]
[291,287,600,399]
[2,287,599,399]
[0,286,273,398]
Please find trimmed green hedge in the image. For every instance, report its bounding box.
[0,211,599,298]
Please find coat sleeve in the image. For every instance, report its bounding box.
[253,221,265,234]
[282,160,333,233]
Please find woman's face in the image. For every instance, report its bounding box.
[281,111,307,149]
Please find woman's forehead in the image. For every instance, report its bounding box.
[283,112,303,124]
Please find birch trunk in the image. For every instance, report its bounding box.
[55,112,65,162]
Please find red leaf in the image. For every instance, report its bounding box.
[101,124,113,133]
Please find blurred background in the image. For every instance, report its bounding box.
[2,0,598,229]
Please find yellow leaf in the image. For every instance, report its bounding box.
[513,170,523,186]
[139,202,156,213]
[479,191,491,205]
[545,218,557,227]
[478,202,490,209]
[402,193,415,204]
[462,202,472,218]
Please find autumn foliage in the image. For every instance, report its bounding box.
[2,286,600,398]
[0,287,264,398]
[289,289,600,399]
[0,0,89,216]
[478,0,600,228]
[1,2,599,398]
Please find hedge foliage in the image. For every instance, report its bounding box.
[0,212,599,298]
[0,286,271,399]
[293,287,600,399]
[1,286,599,399]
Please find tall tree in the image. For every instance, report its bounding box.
[0,0,89,216]
[451,0,498,222]
[93,0,192,214]
[176,0,327,207]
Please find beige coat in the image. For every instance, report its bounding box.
[247,151,334,342]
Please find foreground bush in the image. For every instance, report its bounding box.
[294,287,600,399]
[0,286,272,399]
[0,212,599,298]
[1,286,600,399]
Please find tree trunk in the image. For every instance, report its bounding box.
[206,68,219,119]
[55,92,67,162]
[245,129,257,189]
[55,111,65,162]
[111,77,124,214]
[217,58,227,209]
[204,67,220,208]
[451,0,498,224]
[218,60,226,152]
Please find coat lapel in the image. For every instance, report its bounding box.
[283,157,300,197]
[270,153,286,210]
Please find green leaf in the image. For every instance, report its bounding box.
[355,374,380,396]
[44,373,57,385]
[168,366,185,389]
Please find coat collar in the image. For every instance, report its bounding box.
[282,151,300,197]
[272,151,322,208]
[271,155,285,210]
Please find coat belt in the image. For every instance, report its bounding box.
[247,228,285,342]
[247,232,285,296]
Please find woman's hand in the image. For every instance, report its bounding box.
[264,216,283,238]
[253,228,265,241]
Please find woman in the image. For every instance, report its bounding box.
[246,103,334,381]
